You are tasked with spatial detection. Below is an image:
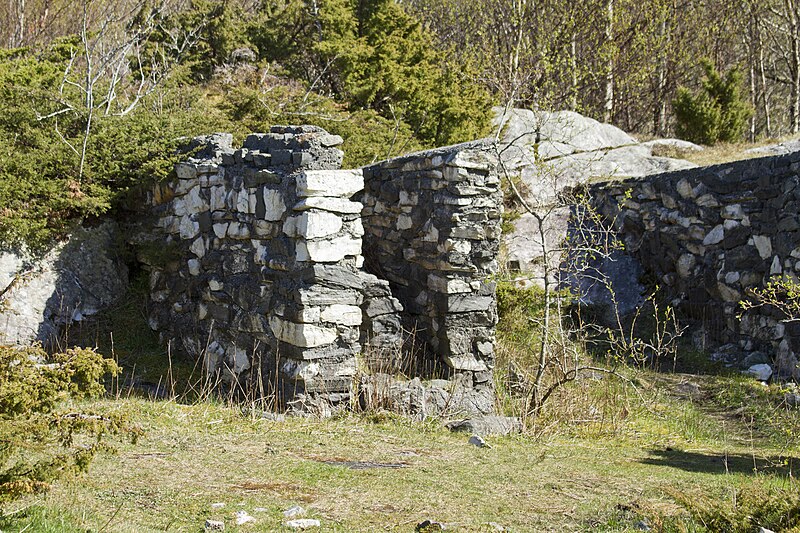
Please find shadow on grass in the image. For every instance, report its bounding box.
[640,448,798,477]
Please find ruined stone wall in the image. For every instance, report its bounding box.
[361,142,503,390]
[145,129,503,413]
[147,127,367,408]
[591,152,800,380]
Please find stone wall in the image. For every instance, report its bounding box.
[147,127,368,408]
[591,152,800,380]
[145,128,503,413]
[361,143,503,389]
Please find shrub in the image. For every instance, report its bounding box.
[673,60,752,145]
[0,345,129,502]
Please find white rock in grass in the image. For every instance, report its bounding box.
[283,505,306,519]
[285,518,321,529]
[235,511,255,525]
[745,364,773,382]
[210,502,226,509]
[468,435,492,448]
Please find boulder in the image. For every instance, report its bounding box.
[445,416,523,435]
[0,222,128,347]
[498,107,694,311]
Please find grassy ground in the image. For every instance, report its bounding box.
[0,367,797,532]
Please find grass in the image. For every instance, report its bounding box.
[2,271,798,531]
[649,135,800,168]
[0,365,797,532]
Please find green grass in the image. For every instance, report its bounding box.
[2,275,798,531]
[0,367,797,532]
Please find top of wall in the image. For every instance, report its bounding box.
[597,150,800,191]
[364,139,495,172]
[180,126,345,172]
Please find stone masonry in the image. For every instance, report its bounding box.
[591,152,800,380]
[361,143,503,390]
[146,127,503,413]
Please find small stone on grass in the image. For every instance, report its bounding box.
[468,435,492,448]
[283,505,306,518]
[285,518,321,529]
[235,511,255,525]
[205,519,225,531]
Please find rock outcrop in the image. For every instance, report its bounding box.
[0,222,129,347]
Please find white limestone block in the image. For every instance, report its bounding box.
[190,237,206,258]
[282,360,321,381]
[296,169,363,198]
[427,274,472,294]
[293,197,363,214]
[754,235,772,259]
[269,316,337,347]
[227,222,250,239]
[183,186,206,215]
[350,219,364,238]
[296,211,343,239]
[232,347,250,374]
[283,216,299,237]
[771,255,783,275]
[213,223,228,239]
[445,355,488,372]
[236,189,250,213]
[296,235,361,262]
[210,186,226,211]
[297,307,321,323]
[263,189,286,221]
[703,224,724,245]
[179,216,200,239]
[297,169,364,198]
[320,304,362,326]
[396,214,413,230]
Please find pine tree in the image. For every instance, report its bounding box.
[674,60,752,145]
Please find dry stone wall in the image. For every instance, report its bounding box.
[146,128,503,413]
[591,152,800,380]
[361,144,503,394]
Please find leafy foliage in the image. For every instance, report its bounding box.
[247,0,493,146]
[673,60,753,145]
[0,345,129,502]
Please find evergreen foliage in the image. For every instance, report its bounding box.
[0,345,127,502]
[673,60,753,145]
[0,0,491,251]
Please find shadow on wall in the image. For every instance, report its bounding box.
[0,221,129,349]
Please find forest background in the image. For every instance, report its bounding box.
[0,0,797,249]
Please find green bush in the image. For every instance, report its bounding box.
[673,60,752,145]
[0,345,129,502]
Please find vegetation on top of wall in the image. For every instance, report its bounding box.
[0,0,493,251]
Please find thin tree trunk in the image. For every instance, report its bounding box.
[10,0,25,47]
[570,34,578,111]
[759,37,772,137]
[603,0,614,123]
[786,0,800,133]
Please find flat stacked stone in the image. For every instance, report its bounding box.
[148,129,504,414]
[361,141,503,412]
[590,152,800,380]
